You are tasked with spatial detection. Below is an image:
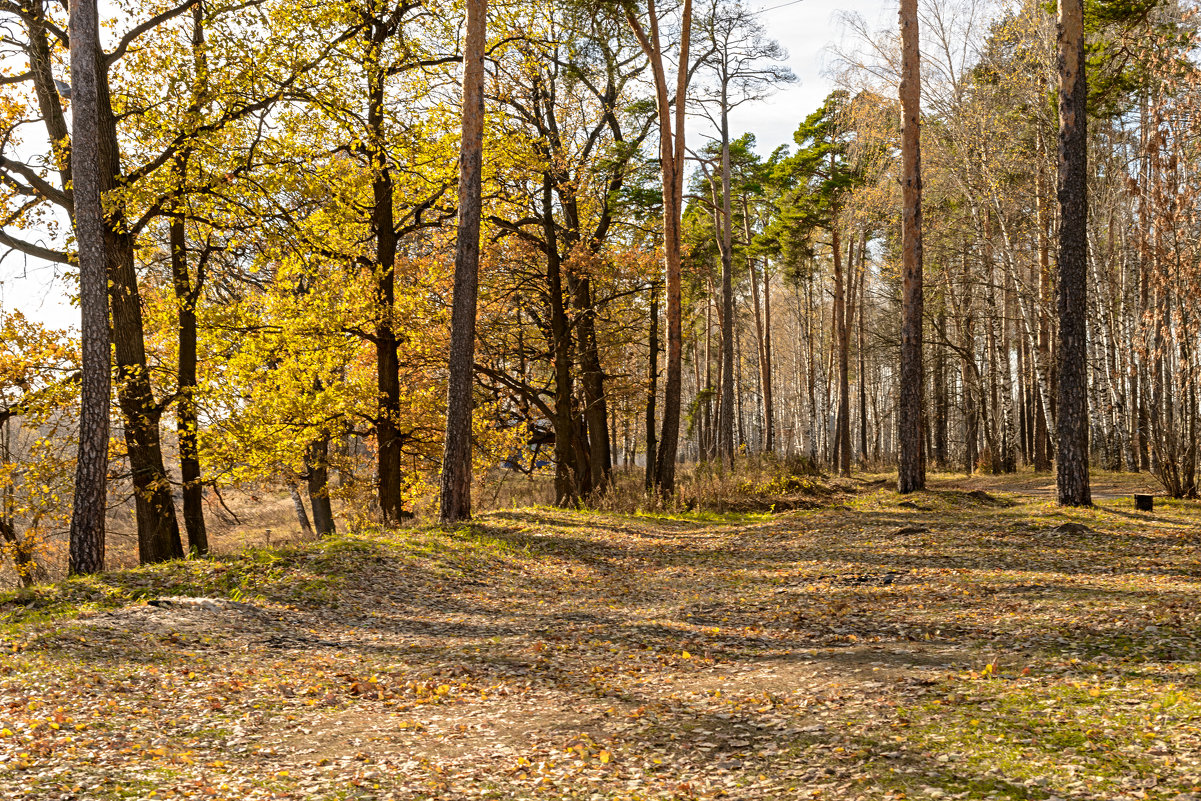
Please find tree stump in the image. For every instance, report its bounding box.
[1135,494,1154,512]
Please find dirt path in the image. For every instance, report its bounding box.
[2,483,1201,800]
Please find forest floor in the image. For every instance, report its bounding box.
[1,470,1200,800]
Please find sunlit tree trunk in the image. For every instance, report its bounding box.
[744,196,773,454]
[717,87,736,465]
[625,0,691,495]
[67,0,109,575]
[440,0,487,523]
[763,259,775,454]
[290,483,314,538]
[959,251,978,475]
[1055,0,1091,506]
[933,307,948,470]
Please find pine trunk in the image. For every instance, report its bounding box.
[439,0,487,524]
[898,0,925,493]
[1055,0,1091,506]
[67,0,109,575]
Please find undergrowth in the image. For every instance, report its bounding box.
[590,453,832,515]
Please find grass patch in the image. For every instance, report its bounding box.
[0,523,522,625]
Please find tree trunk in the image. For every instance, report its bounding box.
[745,205,773,454]
[1034,166,1054,471]
[763,257,775,454]
[290,483,314,537]
[170,214,208,554]
[67,0,109,575]
[91,13,182,564]
[625,0,691,495]
[365,31,408,524]
[986,269,1001,473]
[1055,0,1091,506]
[112,236,183,564]
[933,308,948,469]
[164,2,211,555]
[806,275,817,460]
[703,282,713,459]
[735,314,746,451]
[717,143,735,464]
[960,253,978,475]
[307,436,336,537]
[833,226,852,477]
[439,0,487,524]
[645,288,660,492]
[898,0,925,494]
[574,277,611,489]
[858,238,870,467]
[544,177,581,506]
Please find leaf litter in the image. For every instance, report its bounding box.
[0,475,1199,799]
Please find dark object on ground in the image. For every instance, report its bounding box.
[812,569,910,587]
[849,570,907,586]
[149,597,227,611]
[1135,494,1154,511]
[1050,522,1092,535]
[898,501,929,510]
[894,525,929,536]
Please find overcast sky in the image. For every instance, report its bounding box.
[0,0,897,329]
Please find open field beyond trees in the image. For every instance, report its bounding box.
[2,472,1200,801]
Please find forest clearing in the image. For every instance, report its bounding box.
[2,471,1201,800]
[2,0,1201,797]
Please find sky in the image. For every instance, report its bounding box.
[725,0,891,153]
[0,228,75,327]
[0,0,896,330]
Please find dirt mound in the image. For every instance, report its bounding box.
[84,596,273,637]
[936,489,1016,507]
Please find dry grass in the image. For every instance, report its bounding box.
[105,488,320,569]
[591,453,831,514]
[5,464,1169,590]
[1,487,328,590]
